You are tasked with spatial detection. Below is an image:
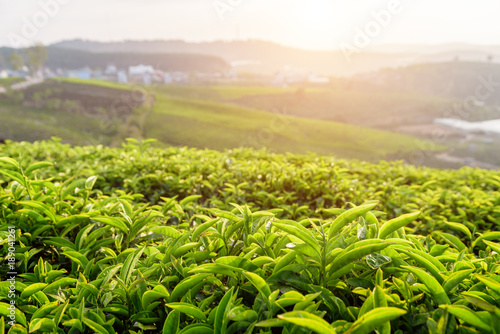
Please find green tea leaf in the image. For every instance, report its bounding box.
[442,269,474,294]
[273,220,321,256]
[166,303,206,321]
[169,274,210,302]
[178,324,213,334]
[346,307,406,334]
[0,156,20,168]
[142,285,170,310]
[441,305,491,332]
[378,211,420,239]
[475,275,500,294]
[278,311,335,334]
[151,226,181,239]
[21,283,47,299]
[444,222,471,239]
[29,318,57,333]
[82,318,110,334]
[120,247,145,285]
[43,278,78,293]
[329,240,393,276]
[402,266,450,305]
[0,302,27,327]
[93,216,129,233]
[242,271,271,300]
[25,162,53,175]
[214,287,234,334]
[328,203,378,239]
[163,310,180,334]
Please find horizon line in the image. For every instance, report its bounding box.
[2,38,500,52]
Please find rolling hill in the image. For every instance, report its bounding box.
[0,47,230,72]
[50,39,500,75]
[367,61,500,106]
[0,79,441,163]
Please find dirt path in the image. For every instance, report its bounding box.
[11,78,44,90]
[0,78,44,94]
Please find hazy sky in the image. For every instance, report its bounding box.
[1,0,499,50]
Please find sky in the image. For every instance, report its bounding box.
[0,0,499,50]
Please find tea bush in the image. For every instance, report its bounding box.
[0,138,499,333]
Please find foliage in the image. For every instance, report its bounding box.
[0,46,230,73]
[6,53,24,72]
[0,79,443,163]
[25,44,47,73]
[0,139,499,333]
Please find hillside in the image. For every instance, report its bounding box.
[0,47,230,72]
[49,39,418,76]
[50,39,500,75]
[153,84,500,169]
[160,85,454,127]
[145,95,430,159]
[1,139,499,333]
[369,61,500,105]
[0,79,441,163]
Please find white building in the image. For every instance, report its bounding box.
[68,67,92,79]
[308,74,330,84]
[129,65,155,84]
[272,71,306,87]
[129,65,155,76]
[117,70,128,84]
[164,73,173,84]
[105,65,118,75]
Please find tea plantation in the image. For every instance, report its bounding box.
[1,138,500,334]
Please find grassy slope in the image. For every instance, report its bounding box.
[0,77,23,88]
[0,79,138,145]
[145,92,442,160]
[68,79,442,158]
[231,90,457,127]
[0,101,110,144]
[155,85,326,101]
[3,78,443,161]
[57,77,132,90]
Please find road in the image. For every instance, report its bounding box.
[0,78,44,94]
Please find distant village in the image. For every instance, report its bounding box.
[0,63,331,87]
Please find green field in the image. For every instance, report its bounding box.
[1,139,499,333]
[0,102,105,144]
[57,77,132,91]
[156,85,326,100]
[0,78,23,88]
[0,79,443,162]
[145,94,439,159]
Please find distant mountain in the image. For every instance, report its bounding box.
[50,39,500,76]
[356,61,500,106]
[50,39,417,76]
[0,46,230,72]
[368,43,500,55]
[366,43,500,66]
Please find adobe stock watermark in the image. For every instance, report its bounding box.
[6,226,17,328]
[8,0,72,48]
[407,74,499,166]
[340,0,412,63]
[213,0,244,21]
